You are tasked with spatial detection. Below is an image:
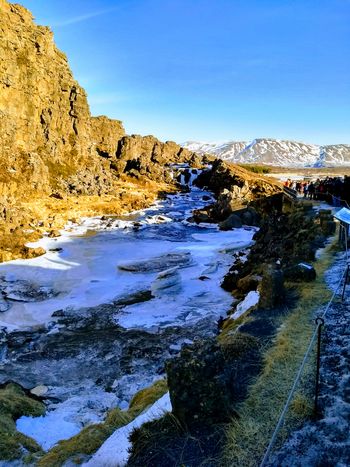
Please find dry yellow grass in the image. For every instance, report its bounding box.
[0,177,174,262]
[222,238,339,467]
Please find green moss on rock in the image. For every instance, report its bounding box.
[219,332,259,361]
[0,383,45,460]
[128,379,168,414]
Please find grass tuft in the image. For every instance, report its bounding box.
[37,379,168,467]
[218,315,253,344]
[128,379,168,414]
[219,332,259,361]
[0,383,45,461]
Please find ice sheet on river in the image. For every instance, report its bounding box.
[118,252,192,273]
[0,219,255,331]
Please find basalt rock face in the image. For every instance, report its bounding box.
[0,0,127,197]
[194,160,282,222]
[114,135,201,182]
[166,339,233,427]
[197,160,281,198]
[222,204,325,294]
[0,0,199,200]
[91,116,125,160]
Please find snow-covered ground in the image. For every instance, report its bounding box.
[268,252,350,466]
[231,290,259,320]
[84,393,172,467]
[0,180,257,453]
[184,139,350,168]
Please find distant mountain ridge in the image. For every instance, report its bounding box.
[184,139,350,167]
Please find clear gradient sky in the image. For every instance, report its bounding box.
[19,0,350,145]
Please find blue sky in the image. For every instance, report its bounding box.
[20,0,350,144]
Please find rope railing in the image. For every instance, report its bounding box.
[331,195,350,209]
[259,261,348,467]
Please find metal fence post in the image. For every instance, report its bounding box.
[342,264,349,302]
[314,317,325,418]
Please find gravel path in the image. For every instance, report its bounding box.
[270,252,350,467]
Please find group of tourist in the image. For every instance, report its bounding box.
[284,176,350,205]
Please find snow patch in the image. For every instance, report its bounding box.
[84,393,172,467]
[16,385,120,450]
[231,290,259,320]
[16,413,80,451]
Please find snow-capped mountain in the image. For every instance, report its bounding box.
[184,139,350,167]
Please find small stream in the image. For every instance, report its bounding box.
[0,171,256,451]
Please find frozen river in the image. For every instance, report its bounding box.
[0,182,256,451]
[0,188,255,332]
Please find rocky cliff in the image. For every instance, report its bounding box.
[192,160,282,224]
[0,0,200,197]
[0,0,125,197]
[0,0,200,260]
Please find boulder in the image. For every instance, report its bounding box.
[284,263,316,282]
[241,210,253,225]
[258,265,285,309]
[317,209,336,236]
[30,385,49,397]
[241,207,260,226]
[219,214,242,230]
[318,209,332,217]
[48,230,60,238]
[215,190,246,219]
[118,252,192,273]
[24,247,46,259]
[49,192,64,200]
[237,274,261,294]
[192,209,211,224]
[166,339,232,427]
[320,220,336,236]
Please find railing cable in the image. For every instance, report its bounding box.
[259,261,348,467]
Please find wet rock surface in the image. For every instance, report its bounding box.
[0,278,58,303]
[219,213,243,230]
[118,252,192,273]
